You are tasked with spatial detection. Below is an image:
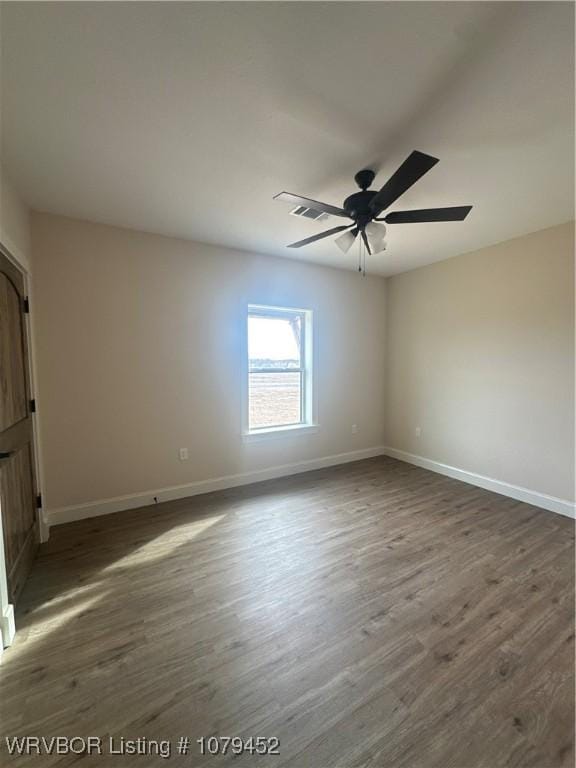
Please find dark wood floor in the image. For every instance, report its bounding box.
[1,456,574,767]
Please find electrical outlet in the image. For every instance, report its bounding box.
[179,448,189,461]
[415,427,422,439]
[351,424,358,434]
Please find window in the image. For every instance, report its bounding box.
[246,305,314,435]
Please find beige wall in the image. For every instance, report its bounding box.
[384,222,575,502]
[30,213,574,514]
[0,166,31,271]
[31,213,387,511]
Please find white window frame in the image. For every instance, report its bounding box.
[243,304,317,440]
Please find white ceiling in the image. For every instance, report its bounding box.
[1,2,573,276]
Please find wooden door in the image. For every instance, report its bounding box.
[0,249,38,603]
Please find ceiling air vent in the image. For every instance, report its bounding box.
[290,206,329,222]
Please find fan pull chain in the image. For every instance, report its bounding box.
[356,233,368,276]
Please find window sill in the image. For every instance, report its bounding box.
[242,423,319,442]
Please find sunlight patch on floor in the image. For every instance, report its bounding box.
[99,515,225,571]
[5,592,104,661]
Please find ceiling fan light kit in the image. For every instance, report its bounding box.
[365,221,387,254]
[335,229,357,254]
[274,150,473,273]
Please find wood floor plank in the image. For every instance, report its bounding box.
[0,456,573,767]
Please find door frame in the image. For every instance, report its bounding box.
[0,240,46,655]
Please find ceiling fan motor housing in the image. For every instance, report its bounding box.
[343,189,378,227]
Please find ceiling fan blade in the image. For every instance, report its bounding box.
[274,191,350,218]
[385,206,472,223]
[287,225,354,249]
[361,230,372,256]
[369,150,439,216]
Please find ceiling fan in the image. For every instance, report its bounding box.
[274,150,472,256]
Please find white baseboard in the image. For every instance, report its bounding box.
[383,446,575,519]
[1,603,16,651]
[46,444,576,527]
[38,515,50,543]
[47,446,387,526]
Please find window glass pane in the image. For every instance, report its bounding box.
[249,371,301,429]
[248,315,301,371]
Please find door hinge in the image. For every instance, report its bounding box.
[36,494,43,509]
[30,398,36,413]
[23,296,30,314]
